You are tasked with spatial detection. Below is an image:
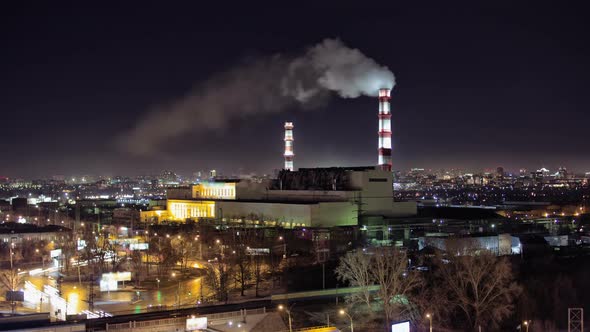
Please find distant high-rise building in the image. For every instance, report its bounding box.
[193,171,203,182]
[557,167,568,179]
[538,168,550,177]
[160,170,178,184]
[496,167,504,178]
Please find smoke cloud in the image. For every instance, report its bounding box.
[118,38,395,155]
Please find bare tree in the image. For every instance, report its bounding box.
[171,236,197,271]
[0,269,24,313]
[435,250,521,330]
[148,236,179,277]
[204,258,233,303]
[130,251,143,287]
[148,236,165,277]
[251,254,265,297]
[160,241,180,277]
[81,229,100,275]
[0,269,23,292]
[228,228,259,296]
[372,247,423,328]
[60,234,76,273]
[334,250,374,311]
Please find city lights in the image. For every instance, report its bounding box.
[1,4,588,331]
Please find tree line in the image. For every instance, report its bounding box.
[335,245,521,331]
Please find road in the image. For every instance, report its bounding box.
[21,267,209,318]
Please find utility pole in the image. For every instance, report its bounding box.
[77,262,82,285]
[87,274,95,312]
[9,237,14,270]
[322,263,325,290]
[9,237,16,314]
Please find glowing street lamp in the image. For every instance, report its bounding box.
[278,304,293,332]
[523,320,530,332]
[172,273,180,306]
[339,309,354,332]
[426,313,433,332]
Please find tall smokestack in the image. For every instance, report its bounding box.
[284,122,294,171]
[378,88,392,171]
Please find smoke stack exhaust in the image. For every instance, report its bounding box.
[284,122,294,171]
[378,88,392,171]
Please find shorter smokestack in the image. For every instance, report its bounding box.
[284,122,294,171]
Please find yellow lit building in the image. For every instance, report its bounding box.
[139,209,169,223]
[192,182,236,200]
[155,168,417,227]
[167,199,216,221]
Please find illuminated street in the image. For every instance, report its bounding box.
[21,271,208,317]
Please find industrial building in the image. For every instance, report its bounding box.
[142,167,416,228]
[140,88,416,227]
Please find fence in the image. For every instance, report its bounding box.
[105,307,267,331]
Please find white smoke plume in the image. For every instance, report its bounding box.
[118,38,395,155]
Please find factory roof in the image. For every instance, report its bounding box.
[297,166,377,172]
[169,197,348,205]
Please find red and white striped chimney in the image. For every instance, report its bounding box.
[284,122,294,171]
[378,88,392,171]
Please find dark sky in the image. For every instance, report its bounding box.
[2,2,589,178]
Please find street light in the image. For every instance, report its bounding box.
[523,320,530,332]
[194,236,202,260]
[172,273,180,307]
[216,239,224,258]
[339,309,354,332]
[426,313,433,332]
[278,304,294,332]
[71,258,81,285]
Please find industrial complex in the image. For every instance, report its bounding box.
[141,88,416,228]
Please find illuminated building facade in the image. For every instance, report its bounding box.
[156,168,416,227]
[192,182,236,200]
[167,199,215,220]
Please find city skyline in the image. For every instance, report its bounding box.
[2,3,590,177]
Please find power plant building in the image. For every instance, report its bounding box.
[140,88,416,227]
[144,167,416,227]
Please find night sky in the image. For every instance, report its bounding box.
[2,2,589,178]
